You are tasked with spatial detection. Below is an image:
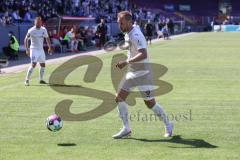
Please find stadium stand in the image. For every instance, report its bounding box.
[0,0,240,59]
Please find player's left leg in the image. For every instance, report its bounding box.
[144,98,173,137]
[39,63,47,84]
[38,51,47,84]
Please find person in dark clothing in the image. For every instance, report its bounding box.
[96,19,108,49]
[162,25,170,40]
[2,31,19,60]
[144,20,154,45]
[167,18,174,36]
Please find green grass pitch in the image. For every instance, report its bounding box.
[0,32,240,160]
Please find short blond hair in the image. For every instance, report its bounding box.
[35,16,42,21]
[118,11,132,22]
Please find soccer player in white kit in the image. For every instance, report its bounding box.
[24,17,53,86]
[113,11,173,139]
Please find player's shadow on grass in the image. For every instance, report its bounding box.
[57,143,77,147]
[28,83,83,88]
[48,83,83,88]
[126,135,218,148]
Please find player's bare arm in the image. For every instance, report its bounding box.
[24,36,30,56]
[46,37,53,55]
[116,48,147,69]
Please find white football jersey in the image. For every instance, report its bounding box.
[126,26,148,63]
[26,26,49,50]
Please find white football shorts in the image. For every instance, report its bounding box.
[30,49,46,63]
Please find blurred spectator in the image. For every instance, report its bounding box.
[2,31,19,60]
[63,27,78,52]
[24,8,33,22]
[162,25,170,40]
[0,0,174,25]
[86,27,95,46]
[96,19,107,49]
[59,26,68,38]
[0,0,177,25]
[49,29,63,53]
[159,19,166,31]
[12,9,22,22]
[75,27,87,51]
[0,0,182,53]
[0,11,12,25]
[51,9,59,18]
[167,18,174,35]
[144,19,154,45]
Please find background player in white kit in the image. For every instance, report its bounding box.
[24,17,53,86]
[113,11,173,139]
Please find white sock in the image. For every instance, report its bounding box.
[26,66,34,80]
[39,67,45,81]
[152,103,170,126]
[117,101,130,130]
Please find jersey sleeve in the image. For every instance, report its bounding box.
[132,33,147,50]
[43,28,49,38]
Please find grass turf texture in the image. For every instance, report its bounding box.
[0,32,240,160]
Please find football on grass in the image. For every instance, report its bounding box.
[46,114,63,132]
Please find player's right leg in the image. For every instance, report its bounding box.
[25,62,37,86]
[25,49,37,86]
[112,89,132,139]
